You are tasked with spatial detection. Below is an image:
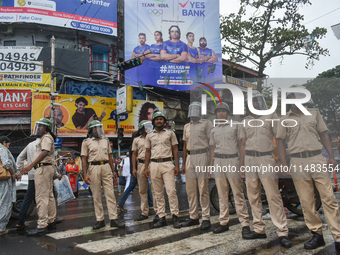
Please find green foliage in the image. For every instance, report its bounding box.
[220,0,328,92]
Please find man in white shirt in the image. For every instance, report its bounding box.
[120,152,131,191]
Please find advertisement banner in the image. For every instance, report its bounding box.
[32,93,163,137]
[0,89,31,110]
[0,73,52,92]
[124,0,222,90]
[0,0,117,36]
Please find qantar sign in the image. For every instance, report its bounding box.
[0,89,31,110]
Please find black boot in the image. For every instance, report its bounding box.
[93,220,105,230]
[27,228,47,236]
[279,236,292,248]
[153,216,167,228]
[243,231,267,239]
[172,215,182,229]
[110,219,125,228]
[47,222,56,230]
[213,224,229,234]
[242,226,252,239]
[182,218,199,227]
[200,220,211,230]
[304,232,325,250]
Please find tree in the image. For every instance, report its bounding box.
[304,65,340,136]
[220,0,328,92]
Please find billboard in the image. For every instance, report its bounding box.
[124,0,222,90]
[32,93,163,137]
[0,0,117,36]
[0,89,31,110]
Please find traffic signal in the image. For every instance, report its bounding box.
[117,128,124,144]
[118,57,143,71]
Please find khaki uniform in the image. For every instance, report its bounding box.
[145,129,179,218]
[183,119,211,221]
[34,133,56,229]
[132,135,156,216]
[210,123,249,226]
[81,137,118,222]
[239,113,288,237]
[277,109,340,241]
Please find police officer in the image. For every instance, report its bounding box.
[181,102,212,230]
[81,120,125,230]
[276,93,340,251]
[209,102,251,235]
[132,120,155,221]
[145,111,181,228]
[21,118,56,236]
[238,92,291,248]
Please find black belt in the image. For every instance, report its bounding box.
[34,163,52,169]
[215,153,238,159]
[187,149,208,155]
[151,157,172,163]
[246,151,272,157]
[138,160,145,164]
[290,150,321,158]
[89,161,108,165]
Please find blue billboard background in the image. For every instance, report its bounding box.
[124,0,222,90]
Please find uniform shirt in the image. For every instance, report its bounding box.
[72,108,98,129]
[34,133,54,164]
[276,109,328,154]
[198,47,212,56]
[150,44,162,54]
[145,129,178,159]
[133,44,150,54]
[132,135,146,160]
[183,119,212,151]
[238,112,278,152]
[210,123,239,154]
[16,139,40,180]
[161,40,188,55]
[188,47,199,59]
[81,137,112,162]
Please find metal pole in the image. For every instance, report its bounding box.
[50,36,56,134]
[117,69,121,158]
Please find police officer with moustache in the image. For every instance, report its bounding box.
[132,120,156,221]
[21,118,57,236]
[81,120,125,230]
[181,102,212,230]
[276,93,340,251]
[145,111,181,228]
[209,103,251,235]
[238,92,291,248]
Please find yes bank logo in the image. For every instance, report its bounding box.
[200,84,312,116]
[179,0,206,17]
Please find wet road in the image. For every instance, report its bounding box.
[1,180,340,255]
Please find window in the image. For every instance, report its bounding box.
[91,45,110,72]
[4,40,16,46]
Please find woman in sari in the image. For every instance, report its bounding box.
[66,158,79,198]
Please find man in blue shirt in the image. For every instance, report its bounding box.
[198,37,218,63]
[131,33,150,59]
[160,25,188,63]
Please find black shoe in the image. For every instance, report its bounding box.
[136,214,148,221]
[93,220,105,230]
[200,220,211,230]
[153,215,160,223]
[213,224,229,234]
[304,232,325,250]
[244,231,267,239]
[110,219,125,228]
[27,228,47,236]
[153,216,167,228]
[55,217,63,224]
[182,218,199,227]
[117,205,127,213]
[335,241,340,252]
[172,215,182,229]
[242,226,252,239]
[279,236,292,248]
[15,224,27,230]
[47,222,56,230]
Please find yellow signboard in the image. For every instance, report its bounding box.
[32,93,163,137]
[0,73,52,92]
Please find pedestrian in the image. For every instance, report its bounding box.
[115,158,123,195]
[181,102,212,230]
[0,136,17,236]
[66,158,79,198]
[21,118,57,236]
[238,92,291,248]
[209,102,251,236]
[120,152,131,192]
[145,111,181,229]
[58,158,67,176]
[277,92,340,251]
[131,121,156,221]
[81,120,125,230]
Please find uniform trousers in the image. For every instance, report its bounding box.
[244,154,288,237]
[185,153,210,220]
[34,165,56,229]
[88,164,118,221]
[291,154,340,242]
[214,157,249,226]
[150,161,179,218]
[137,162,155,216]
